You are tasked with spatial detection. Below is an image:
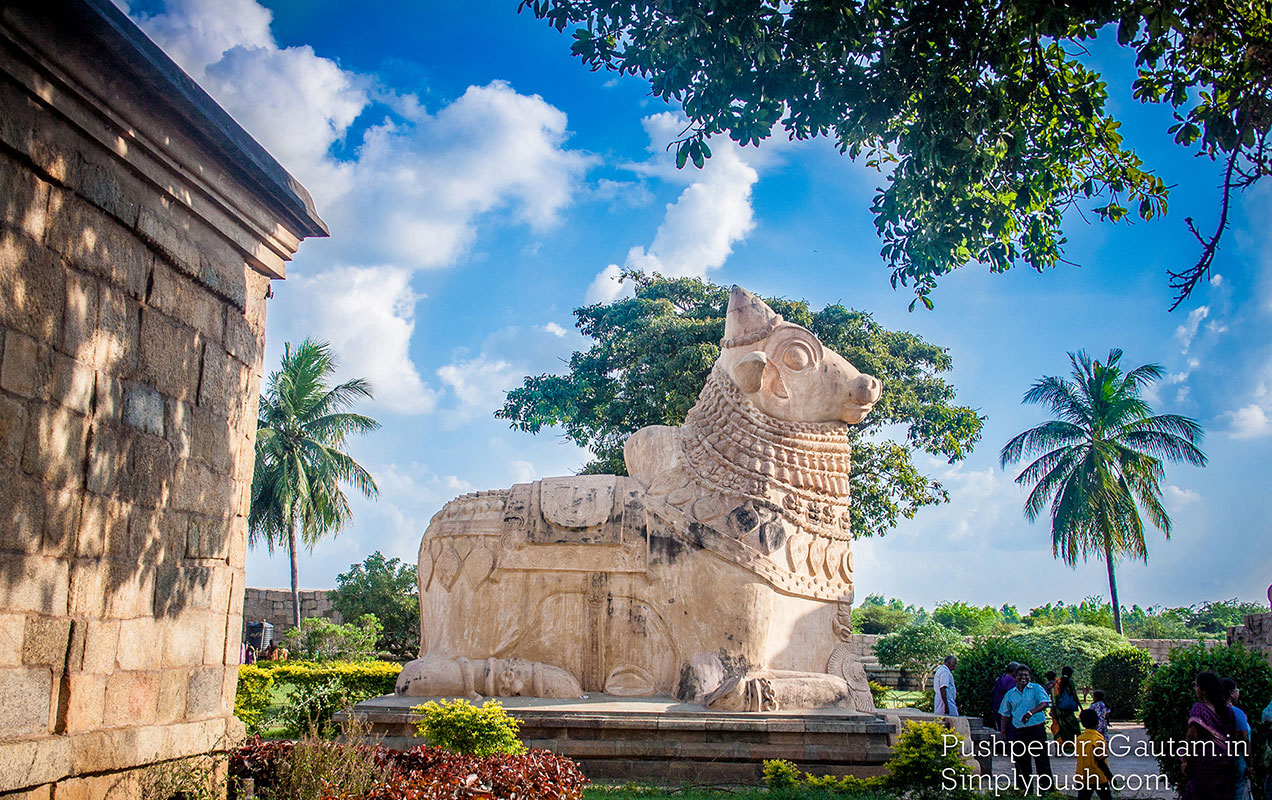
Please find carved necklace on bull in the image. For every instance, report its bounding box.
[678,316,855,544]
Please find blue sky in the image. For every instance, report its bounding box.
[123,0,1271,611]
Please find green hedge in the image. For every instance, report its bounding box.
[235,660,402,734]
[1090,647,1155,720]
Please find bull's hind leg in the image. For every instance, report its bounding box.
[396,654,583,698]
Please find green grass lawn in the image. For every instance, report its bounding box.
[877,689,924,709]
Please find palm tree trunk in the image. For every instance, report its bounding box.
[1104,540,1123,635]
[289,507,301,629]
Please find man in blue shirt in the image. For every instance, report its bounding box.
[999,665,1054,793]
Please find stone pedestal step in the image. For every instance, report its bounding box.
[344,694,898,784]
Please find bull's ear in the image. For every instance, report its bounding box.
[732,351,768,393]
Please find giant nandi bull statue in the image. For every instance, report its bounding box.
[397,287,883,711]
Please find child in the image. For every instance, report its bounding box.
[1075,707,1114,800]
[1089,689,1110,736]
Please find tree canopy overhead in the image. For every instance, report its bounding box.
[522,0,1272,310]
[496,272,984,537]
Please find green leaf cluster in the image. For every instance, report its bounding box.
[524,0,1272,306]
[1090,646,1156,720]
[883,720,975,798]
[281,614,384,662]
[235,660,402,736]
[1141,643,1272,789]
[951,637,1045,724]
[931,601,1001,636]
[496,273,982,538]
[331,552,420,659]
[1006,623,1130,686]
[411,698,527,757]
[873,622,964,688]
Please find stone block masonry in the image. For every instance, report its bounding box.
[241,588,342,639]
[0,0,326,795]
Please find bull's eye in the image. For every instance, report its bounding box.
[783,343,813,371]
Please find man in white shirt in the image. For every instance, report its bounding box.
[933,654,958,715]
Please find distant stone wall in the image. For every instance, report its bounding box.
[1228,612,1272,666]
[1127,637,1215,662]
[242,588,341,639]
[0,0,324,795]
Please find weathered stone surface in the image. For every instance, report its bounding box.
[104,671,159,727]
[0,736,71,793]
[185,667,223,718]
[0,230,65,341]
[157,669,189,724]
[0,667,53,737]
[21,403,89,488]
[45,190,146,293]
[149,260,224,343]
[0,615,25,667]
[138,309,200,401]
[61,271,98,363]
[93,284,139,375]
[61,672,107,733]
[0,556,70,615]
[115,619,160,672]
[0,0,322,791]
[50,354,94,416]
[42,486,82,558]
[0,151,50,241]
[0,393,28,466]
[0,473,45,554]
[67,618,119,674]
[400,288,881,712]
[22,616,71,667]
[2,329,44,398]
[121,384,164,436]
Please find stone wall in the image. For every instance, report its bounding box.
[241,588,341,639]
[1228,612,1272,666]
[0,0,325,795]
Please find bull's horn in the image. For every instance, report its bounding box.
[723,286,781,348]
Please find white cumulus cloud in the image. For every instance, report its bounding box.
[288,267,437,415]
[1225,404,1272,439]
[437,355,521,423]
[1174,306,1209,353]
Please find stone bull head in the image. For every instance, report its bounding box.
[717,287,882,425]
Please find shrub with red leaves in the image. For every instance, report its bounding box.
[230,739,587,800]
[229,736,295,798]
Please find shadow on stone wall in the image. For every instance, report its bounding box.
[0,118,255,628]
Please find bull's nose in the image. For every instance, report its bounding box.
[854,374,881,404]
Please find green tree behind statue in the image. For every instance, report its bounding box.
[1000,349,1206,634]
[497,272,983,538]
[250,339,381,627]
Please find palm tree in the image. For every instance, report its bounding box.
[250,339,380,627]
[999,349,1206,635]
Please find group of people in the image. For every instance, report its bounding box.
[932,656,1270,799]
[242,640,288,664]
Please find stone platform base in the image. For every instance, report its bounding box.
[343,694,898,784]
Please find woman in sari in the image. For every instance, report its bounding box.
[1053,665,1083,745]
[1181,670,1237,800]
